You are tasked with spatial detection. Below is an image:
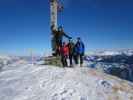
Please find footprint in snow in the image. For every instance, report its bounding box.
[52,89,76,100]
[98,80,113,93]
[80,96,87,100]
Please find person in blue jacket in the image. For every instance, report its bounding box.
[74,37,85,66]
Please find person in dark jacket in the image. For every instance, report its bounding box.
[73,43,78,65]
[67,39,75,67]
[51,25,72,56]
[60,42,69,67]
[75,37,85,66]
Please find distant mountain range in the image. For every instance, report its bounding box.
[85,49,133,82]
[87,49,133,56]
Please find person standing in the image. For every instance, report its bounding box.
[67,39,75,67]
[75,37,85,67]
[51,25,72,56]
[73,43,78,65]
[60,42,69,67]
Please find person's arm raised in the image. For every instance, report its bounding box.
[63,32,72,39]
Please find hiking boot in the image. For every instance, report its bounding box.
[69,65,73,68]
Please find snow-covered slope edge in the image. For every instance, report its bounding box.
[0,64,133,100]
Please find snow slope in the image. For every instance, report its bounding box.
[0,62,133,100]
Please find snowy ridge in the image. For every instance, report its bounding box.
[0,62,133,100]
[0,52,133,100]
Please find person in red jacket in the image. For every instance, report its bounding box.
[60,42,69,67]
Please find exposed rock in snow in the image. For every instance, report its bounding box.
[0,55,12,71]
[0,62,133,100]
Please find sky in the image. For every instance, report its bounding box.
[0,0,133,55]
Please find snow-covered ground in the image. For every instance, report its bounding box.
[0,55,133,100]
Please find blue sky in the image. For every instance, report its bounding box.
[0,0,133,55]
